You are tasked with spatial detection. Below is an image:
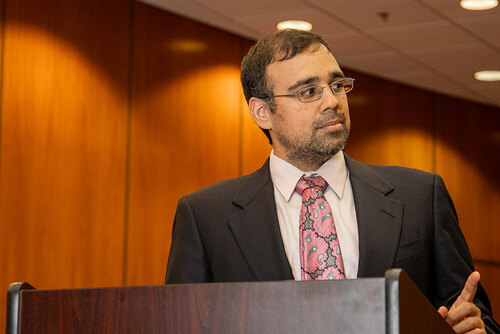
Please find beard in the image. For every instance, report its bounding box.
[273,109,350,170]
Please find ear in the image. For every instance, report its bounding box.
[248,97,273,130]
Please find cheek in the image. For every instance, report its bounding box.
[283,117,310,134]
[340,100,351,126]
[295,114,318,133]
[344,110,351,127]
[276,105,314,131]
[297,105,321,127]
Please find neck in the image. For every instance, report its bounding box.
[278,151,331,172]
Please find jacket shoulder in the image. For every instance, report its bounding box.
[187,174,250,202]
[182,159,271,209]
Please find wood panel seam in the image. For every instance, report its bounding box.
[122,0,135,286]
[0,0,6,182]
[237,37,244,177]
[431,92,437,174]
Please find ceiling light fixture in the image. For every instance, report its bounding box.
[460,0,498,10]
[474,70,500,81]
[277,20,312,31]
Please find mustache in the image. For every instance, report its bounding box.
[313,109,346,129]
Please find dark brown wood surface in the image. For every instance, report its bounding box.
[15,272,457,334]
[18,280,386,333]
[397,271,455,334]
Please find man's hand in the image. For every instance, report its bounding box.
[438,271,485,333]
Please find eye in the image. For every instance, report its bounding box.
[331,78,353,93]
[331,81,345,92]
[299,86,321,99]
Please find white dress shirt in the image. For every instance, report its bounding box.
[269,150,359,279]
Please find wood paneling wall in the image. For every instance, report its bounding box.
[342,70,435,172]
[125,4,244,285]
[435,96,500,314]
[0,0,130,329]
[0,0,131,280]
[0,0,498,329]
[435,96,500,262]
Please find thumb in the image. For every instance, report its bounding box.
[457,271,480,306]
[438,306,449,319]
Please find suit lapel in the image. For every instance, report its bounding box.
[226,155,403,280]
[227,160,293,281]
[345,156,404,278]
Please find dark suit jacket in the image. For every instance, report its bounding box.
[166,155,499,332]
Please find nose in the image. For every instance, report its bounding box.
[319,85,340,113]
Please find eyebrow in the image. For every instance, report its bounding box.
[287,77,319,92]
[286,71,345,92]
[330,71,345,80]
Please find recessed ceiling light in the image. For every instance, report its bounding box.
[460,0,498,10]
[277,20,312,31]
[474,70,500,81]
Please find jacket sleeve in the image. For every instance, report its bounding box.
[165,196,213,284]
[432,174,500,333]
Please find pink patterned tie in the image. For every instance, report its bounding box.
[296,175,346,280]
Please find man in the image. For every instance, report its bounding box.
[166,29,499,333]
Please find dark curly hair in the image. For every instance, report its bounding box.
[240,29,334,144]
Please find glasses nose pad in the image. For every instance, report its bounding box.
[324,85,340,99]
[319,86,340,111]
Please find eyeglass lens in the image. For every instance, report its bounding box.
[298,78,353,102]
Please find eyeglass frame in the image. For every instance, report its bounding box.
[263,77,355,103]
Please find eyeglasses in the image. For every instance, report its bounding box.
[272,77,354,103]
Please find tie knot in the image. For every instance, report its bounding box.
[295,175,328,195]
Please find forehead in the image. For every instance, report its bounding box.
[266,44,342,90]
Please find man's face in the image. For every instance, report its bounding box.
[265,44,351,170]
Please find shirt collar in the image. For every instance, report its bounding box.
[269,150,349,202]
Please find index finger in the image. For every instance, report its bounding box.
[458,271,480,304]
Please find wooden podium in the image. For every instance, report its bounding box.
[6,269,453,333]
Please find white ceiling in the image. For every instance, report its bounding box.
[139,0,500,107]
